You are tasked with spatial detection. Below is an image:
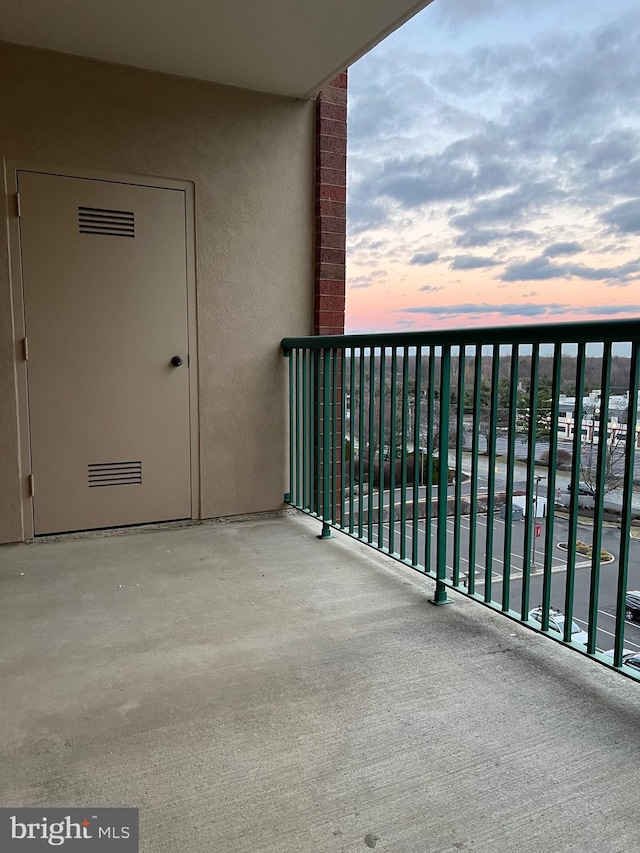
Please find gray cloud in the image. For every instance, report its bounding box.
[501,257,563,281]
[370,150,514,208]
[451,255,499,270]
[394,302,566,317]
[347,197,391,236]
[601,198,640,234]
[502,254,640,282]
[449,183,565,232]
[349,269,389,289]
[431,0,557,32]
[542,241,583,257]
[454,229,538,248]
[418,284,444,292]
[349,76,438,142]
[566,260,640,280]
[410,251,439,265]
[586,130,639,170]
[596,160,640,197]
[349,276,374,289]
[393,302,640,317]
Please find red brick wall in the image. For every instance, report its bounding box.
[315,72,347,335]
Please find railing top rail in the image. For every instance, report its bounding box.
[281,318,640,352]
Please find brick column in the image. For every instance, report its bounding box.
[315,71,347,335]
[314,73,347,524]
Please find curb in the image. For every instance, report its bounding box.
[554,509,640,539]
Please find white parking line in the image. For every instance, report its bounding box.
[571,616,640,651]
[383,519,571,573]
[374,522,639,650]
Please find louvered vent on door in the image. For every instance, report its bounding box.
[88,461,142,488]
[78,206,135,237]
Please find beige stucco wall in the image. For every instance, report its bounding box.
[0,42,314,543]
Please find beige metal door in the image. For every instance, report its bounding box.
[19,171,192,534]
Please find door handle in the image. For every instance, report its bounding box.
[170,356,184,367]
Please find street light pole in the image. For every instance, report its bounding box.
[532,475,543,567]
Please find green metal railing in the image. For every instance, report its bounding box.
[282,320,640,680]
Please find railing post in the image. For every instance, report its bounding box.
[284,348,293,504]
[318,348,333,539]
[502,344,519,612]
[452,346,466,588]
[614,341,640,665]
[423,350,435,572]
[431,345,452,606]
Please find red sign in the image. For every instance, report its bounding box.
[535,525,541,538]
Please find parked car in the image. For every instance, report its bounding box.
[528,607,589,644]
[625,591,640,623]
[620,654,640,672]
[603,650,640,673]
[565,483,595,496]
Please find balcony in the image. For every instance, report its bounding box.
[1,511,639,850]
[2,321,639,850]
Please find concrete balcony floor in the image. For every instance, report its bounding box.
[1,512,638,852]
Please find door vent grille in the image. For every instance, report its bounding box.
[78,206,135,238]
[88,461,142,488]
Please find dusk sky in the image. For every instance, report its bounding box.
[346,0,640,333]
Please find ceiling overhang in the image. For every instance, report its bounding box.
[0,0,433,98]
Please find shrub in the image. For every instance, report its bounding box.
[429,455,455,485]
[575,540,611,561]
[539,448,572,470]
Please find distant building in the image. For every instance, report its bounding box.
[556,390,640,449]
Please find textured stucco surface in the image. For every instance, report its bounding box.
[0,43,315,542]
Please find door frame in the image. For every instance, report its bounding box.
[6,160,200,540]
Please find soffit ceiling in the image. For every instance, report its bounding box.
[0,0,432,98]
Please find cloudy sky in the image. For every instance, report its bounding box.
[346,0,640,333]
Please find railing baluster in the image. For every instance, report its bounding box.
[378,348,386,551]
[303,349,309,512]
[358,349,366,539]
[423,349,435,573]
[587,343,612,650]
[368,347,376,543]
[318,349,332,538]
[521,343,540,622]
[286,349,294,504]
[502,345,519,612]
[315,349,322,518]
[340,347,347,529]
[412,348,423,567]
[564,343,586,641]
[399,348,410,561]
[389,349,398,555]
[452,347,465,588]
[432,345,451,605]
[541,344,562,625]
[349,348,355,534]
[484,345,500,603]
[468,347,482,595]
[295,349,302,507]
[614,341,640,665]
[331,347,338,525]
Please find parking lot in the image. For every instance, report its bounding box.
[376,512,640,653]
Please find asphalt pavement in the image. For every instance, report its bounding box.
[373,512,640,654]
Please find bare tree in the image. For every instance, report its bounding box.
[579,437,627,497]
